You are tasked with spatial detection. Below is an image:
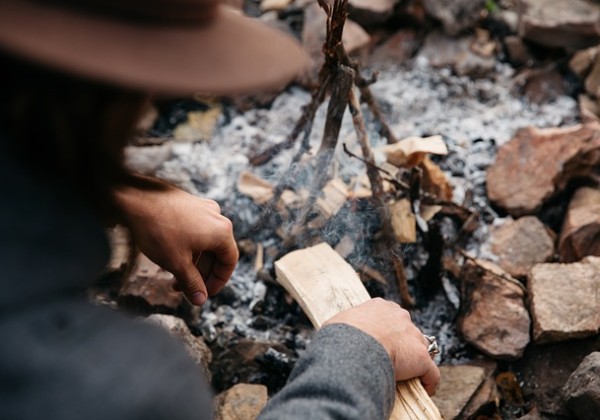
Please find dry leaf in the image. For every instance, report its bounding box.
[381,135,448,168]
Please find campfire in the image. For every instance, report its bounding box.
[100,0,600,418]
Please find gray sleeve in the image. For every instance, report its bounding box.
[258,323,395,420]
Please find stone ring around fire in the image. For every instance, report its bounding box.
[424,335,440,356]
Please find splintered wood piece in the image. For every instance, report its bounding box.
[316,178,350,220]
[390,199,417,243]
[275,243,441,420]
[237,171,274,204]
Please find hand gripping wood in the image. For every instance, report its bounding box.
[275,243,442,420]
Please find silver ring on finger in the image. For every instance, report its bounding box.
[424,335,440,356]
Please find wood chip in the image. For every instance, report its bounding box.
[390,199,417,243]
[316,178,350,219]
[237,171,274,204]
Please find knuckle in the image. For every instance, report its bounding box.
[218,216,234,234]
[204,199,221,213]
[399,307,412,320]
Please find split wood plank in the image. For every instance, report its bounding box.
[275,243,442,420]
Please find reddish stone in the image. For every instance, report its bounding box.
[529,257,600,343]
[119,254,183,312]
[487,123,600,216]
[490,216,555,278]
[459,259,531,360]
[518,0,600,49]
[559,187,600,263]
[369,30,419,69]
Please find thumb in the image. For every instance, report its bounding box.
[173,260,209,306]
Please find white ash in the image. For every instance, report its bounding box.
[145,60,579,360]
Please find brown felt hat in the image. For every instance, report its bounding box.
[0,0,309,96]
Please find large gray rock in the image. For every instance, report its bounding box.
[459,259,531,359]
[487,123,600,216]
[422,0,486,36]
[490,216,555,278]
[145,313,212,380]
[563,352,600,420]
[529,257,600,343]
[518,0,600,49]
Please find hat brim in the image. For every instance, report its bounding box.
[0,1,309,96]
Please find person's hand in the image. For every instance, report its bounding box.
[113,177,239,306]
[323,298,440,395]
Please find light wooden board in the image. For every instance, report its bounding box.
[275,243,442,420]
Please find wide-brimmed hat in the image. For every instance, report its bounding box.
[0,0,309,96]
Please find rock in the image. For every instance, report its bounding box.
[487,123,600,216]
[118,253,183,313]
[422,0,486,36]
[518,0,600,50]
[145,314,212,380]
[514,336,600,417]
[431,362,496,419]
[569,45,600,79]
[496,10,519,34]
[559,187,600,263]
[462,371,500,418]
[215,384,268,420]
[504,35,531,67]
[302,2,371,83]
[579,94,600,123]
[563,352,600,420]
[214,383,269,420]
[517,407,542,420]
[369,30,419,69]
[522,68,568,105]
[490,216,555,278]
[348,0,395,26]
[529,256,600,343]
[585,54,600,97]
[418,31,496,78]
[459,259,531,359]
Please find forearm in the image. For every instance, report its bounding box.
[259,323,395,420]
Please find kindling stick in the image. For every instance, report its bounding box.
[275,243,442,420]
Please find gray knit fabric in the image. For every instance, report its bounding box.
[260,323,396,420]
